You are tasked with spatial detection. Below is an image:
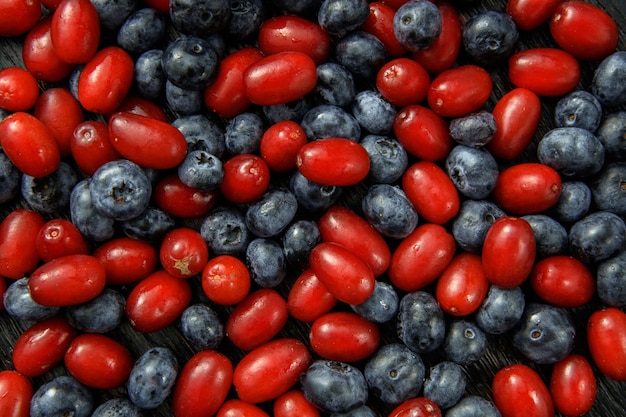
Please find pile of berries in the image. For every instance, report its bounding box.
[0,0,625,416]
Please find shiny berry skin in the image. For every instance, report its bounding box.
[71,120,122,176]
[436,253,489,316]
[492,364,554,417]
[413,1,462,74]
[172,350,233,417]
[428,65,493,117]
[493,163,562,215]
[549,1,619,61]
[506,0,563,30]
[296,137,370,186]
[12,315,77,377]
[216,399,270,417]
[587,307,626,382]
[529,255,594,308]
[273,390,321,417]
[50,0,101,64]
[388,397,442,417]
[393,105,453,161]
[64,333,133,389]
[225,288,288,351]
[125,270,192,333]
[508,48,580,97]
[201,255,251,306]
[258,15,330,64]
[159,227,209,279]
[0,67,39,112]
[310,311,380,362]
[220,153,271,204]
[35,218,90,262]
[376,57,430,107]
[0,0,42,37]
[482,216,536,288]
[154,173,219,218]
[0,208,45,279]
[233,338,311,403]
[34,87,84,157]
[22,16,75,82]
[363,2,407,57]
[92,236,157,286]
[287,268,337,323]
[260,120,308,173]
[0,370,33,417]
[550,354,597,417]
[388,223,456,292]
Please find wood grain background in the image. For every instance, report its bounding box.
[1,1,625,416]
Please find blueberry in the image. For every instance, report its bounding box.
[462,10,518,65]
[512,303,575,364]
[300,360,369,414]
[169,0,231,36]
[397,291,446,354]
[90,0,136,34]
[364,343,425,405]
[350,280,399,324]
[165,80,204,115]
[591,51,626,107]
[0,148,20,204]
[290,170,343,213]
[224,0,265,41]
[317,0,370,36]
[3,277,60,321]
[452,199,506,253]
[537,127,605,179]
[270,0,321,17]
[65,288,125,333]
[246,238,287,288]
[128,347,178,410]
[445,145,499,200]
[172,114,226,157]
[121,206,175,242]
[30,375,94,417]
[449,111,496,147]
[443,320,488,366]
[91,398,143,417]
[21,161,78,214]
[361,184,418,239]
[597,111,626,161]
[549,180,592,224]
[245,188,298,238]
[162,35,219,91]
[360,135,408,184]
[177,150,224,191]
[596,249,626,308]
[312,62,356,107]
[301,104,361,142]
[554,90,603,132]
[200,206,251,256]
[568,211,626,263]
[282,219,321,270]
[352,90,396,135]
[134,49,166,100]
[89,159,152,221]
[205,33,226,59]
[179,303,224,349]
[68,64,83,100]
[590,162,626,216]
[70,178,116,242]
[423,361,466,409]
[393,0,442,51]
[521,214,568,258]
[335,31,387,80]
[445,395,502,417]
[475,285,525,335]
[224,112,265,154]
[263,97,313,124]
[117,8,167,56]
[330,405,378,417]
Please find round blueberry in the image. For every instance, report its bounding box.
[263,96,313,124]
[352,90,396,135]
[165,80,204,115]
[335,31,387,80]
[134,49,166,100]
[423,361,466,409]
[537,127,605,179]
[92,398,143,417]
[554,90,603,132]
[301,104,361,142]
[21,161,78,214]
[569,211,626,263]
[179,303,224,349]
[70,178,116,242]
[177,150,224,191]
[462,10,519,65]
[393,0,442,52]
[591,50,626,107]
[360,135,408,184]
[162,35,219,91]
[475,285,525,335]
[317,0,370,36]
[512,303,576,364]
[117,7,167,56]
[521,214,568,258]
[350,280,399,324]
[397,291,446,354]
[446,395,502,417]
[330,405,377,417]
[0,148,20,204]
[597,111,626,161]
[590,162,626,217]
[452,199,506,253]
[200,206,251,256]
[3,277,60,321]
[363,343,425,405]
[169,0,231,36]
[300,360,369,414]
[282,219,321,270]
[449,111,496,147]
[312,62,356,107]
[90,0,135,34]
[443,320,488,366]
[549,180,592,224]
[121,206,176,242]
[128,347,178,410]
[66,288,126,333]
[172,114,226,158]
[361,184,418,239]
[30,376,93,417]
[445,145,499,200]
[245,188,298,238]
[224,112,265,155]
[89,159,152,221]
[596,249,626,308]
[224,0,265,41]
[246,238,287,288]
[290,170,343,213]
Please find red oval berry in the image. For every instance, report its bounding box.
[258,15,331,64]
[508,48,580,97]
[201,255,251,306]
[50,0,100,64]
[530,255,595,308]
[92,236,157,286]
[297,138,370,186]
[0,208,45,279]
[393,105,453,161]
[493,163,562,215]
[413,1,462,74]
[0,370,33,417]
[287,268,337,323]
[436,253,489,316]
[154,173,220,218]
[587,307,626,382]
[493,364,554,417]
[428,65,493,117]
[22,16,75,82]
[220,154,271,204]
[35,218,90,262]
[34,87,84,157]
[0,67,40,112]
[550,354,597,417]
[310,312,380,362]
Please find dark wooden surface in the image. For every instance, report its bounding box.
[1,1,625,416]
